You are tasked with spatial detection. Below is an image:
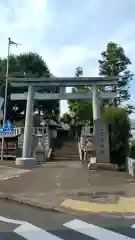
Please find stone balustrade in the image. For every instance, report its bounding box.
[15,127,51,159]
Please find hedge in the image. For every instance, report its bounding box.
[101,107,131,167]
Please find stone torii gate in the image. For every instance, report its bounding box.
[9,76,117,165]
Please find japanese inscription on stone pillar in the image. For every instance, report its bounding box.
[95,120,110,163]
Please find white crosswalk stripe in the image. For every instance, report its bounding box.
[63,219,135,240]
[131,224,135,229]
[0,216,64,240]
[14,223,64,240]
[1,215,135,239]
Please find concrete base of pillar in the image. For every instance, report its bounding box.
[15,157,37,166]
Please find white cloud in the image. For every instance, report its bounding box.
[43,45,99,76]
[0,0,134,115]
[0,0,48,55]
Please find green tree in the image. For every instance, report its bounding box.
[68,66,93,122]
[60,113,72,124]
[98,41,133,108]
[101,107,131,168]
[0,52,60,123]
[75,66,83,78]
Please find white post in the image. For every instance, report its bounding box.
[92,85,100,120]
[1,38,10,161]
[22,84,34,158]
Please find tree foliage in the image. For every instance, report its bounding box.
[60,113,72,124]
[99,42,133,108]
[101,107,131,167]
[0,52,60,123]
[68,66,93,122]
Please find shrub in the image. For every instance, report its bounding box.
[101,107,130,167]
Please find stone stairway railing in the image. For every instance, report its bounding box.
[81,125,94,135]
[79,124,95,162]
[14,127,52,160]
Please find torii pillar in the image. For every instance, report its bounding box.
[16,84,36,165]
[92,85,100,121]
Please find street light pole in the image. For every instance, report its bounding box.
[1,38,10,161]
[0,37,21,160]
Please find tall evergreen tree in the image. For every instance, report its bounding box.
[98,42,133,108]
[68,66,93,122]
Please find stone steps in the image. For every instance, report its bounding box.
[50,141,79,162]
[50,158,79,161]
[51,156,79,160]
[52,152,78,156]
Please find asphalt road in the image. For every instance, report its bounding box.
[0,200,135,239]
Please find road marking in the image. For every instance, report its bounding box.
[61,197,135,213]
[0,175,20,180]
[0,216,26,225]
[63,219,135,240]
[0,215,135,239]
[131,224,135,228]
[124,216,135,219]
[0,168,31,180]
[0,215,63,239]
[14,223,64,240]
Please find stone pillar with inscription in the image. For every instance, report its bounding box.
[94,120,110,163]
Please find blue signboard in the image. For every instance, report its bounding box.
[0,120,14,133]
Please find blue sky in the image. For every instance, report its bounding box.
[0,0,135,117]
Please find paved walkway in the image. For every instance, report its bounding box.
[0,161,134,215]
